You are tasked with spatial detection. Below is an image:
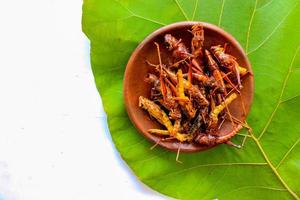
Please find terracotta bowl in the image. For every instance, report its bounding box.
[123,21,253,153]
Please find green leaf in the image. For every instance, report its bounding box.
[82,0,300,199]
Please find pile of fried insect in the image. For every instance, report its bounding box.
[139,24,251,147]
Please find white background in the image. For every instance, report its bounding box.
[0,0,167,199]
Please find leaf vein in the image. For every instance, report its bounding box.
[280,93,300,104]
[132,14,166,26]
[144,162,267,180]
[173,0,189,20]
[192,0,199,21]
[124,138,147,150]
[256,0,274,11]
[218,0,226,27]
[247,1,300,55]
[252,135,300,199]
[136,150,168,163]
[258,45,300,140]
[186,167,216,199]
[113,0,166,26]
[219,185,287,198]
[202,167,230,199]
[276,137,300,169]
[245,0,258,53]
[292,66,300,71]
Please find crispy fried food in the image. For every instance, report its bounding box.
[140,24,247,146]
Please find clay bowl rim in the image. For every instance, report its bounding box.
[123,21,254,153]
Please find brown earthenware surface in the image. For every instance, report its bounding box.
[123,21,254,153]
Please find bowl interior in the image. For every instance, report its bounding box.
[124,21,253,153]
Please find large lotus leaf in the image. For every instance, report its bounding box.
[82,0,300,199]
